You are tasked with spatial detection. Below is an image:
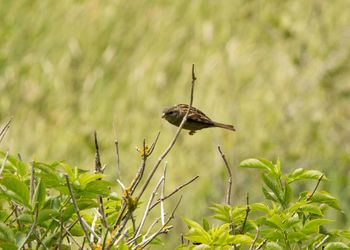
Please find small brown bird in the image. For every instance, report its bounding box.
[162,104,235,135]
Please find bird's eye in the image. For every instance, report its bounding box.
[168,111,174,115]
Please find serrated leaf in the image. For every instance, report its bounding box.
[239,158,272,172]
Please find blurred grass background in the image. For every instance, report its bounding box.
[1,0,350,248]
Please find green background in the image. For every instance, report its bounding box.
[1,0,350,248]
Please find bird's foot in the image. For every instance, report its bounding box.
[189,130,196,135]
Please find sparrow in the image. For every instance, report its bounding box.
[162,104,235,135]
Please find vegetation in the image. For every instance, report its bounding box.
[1,0,350,248]
[179,158,349,249]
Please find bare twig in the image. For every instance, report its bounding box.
[315,234,330,249]
[249,228,259,250]
[241,193,250,234]
[94,131,102,173]
[132,176,165,243]
[64,175,93,249]
[18,204,39,249]
[134,196,182,249]
[144,217,160,240]
[107,64,197,249]
[217,146,233,205]
[0,150,9,177]
[30,163,35,203]
[160,162,167,225]
[94,131,108,228]
[149,175,199,211]
[307,174,324,201]
[0,118,12,144]
[256,239,267,250]
[114,140,121,179]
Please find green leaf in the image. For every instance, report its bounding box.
[228,234,253,245]
[324,242,350,250]
[38,209,60,225]
[17,213,33,224]
[34,162,64,188]
[78,173,104,188]
[262,174,284,205]
[262,187,278,202]
[0,151,27,176]
[63,199,98,220]
[32,178,46,209]
[203,217,209,231]
[0,222,16,244]
[183,217,211,244]
[266,242,284,250]
[239,158,273,172]
[287,168,326,183]
[310,191,341,210]
[250,203,270,213]
[302,219,332,234]
[83,180,112,197]
[0,175,30,208]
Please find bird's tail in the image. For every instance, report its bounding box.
[213,122,236,131]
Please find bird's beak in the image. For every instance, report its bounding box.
[161,112,165,118]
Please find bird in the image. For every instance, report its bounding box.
[162,104,235,135]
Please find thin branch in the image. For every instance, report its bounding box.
[132,176,165,243]
[134,196,182,249]
[241,193,250,234]
[256,239,267,250]
[114,140,121,180]
[64,175,93,249]
[94,131,108,228]
[315,234,330,249]
[94,131,102,173]
[249,228,259,250]
[143,217,160,240]
[307,174,324,201]
[160,162,167,225]
[30,163,35,203]
[0,118,12,144]
[217,145,233,205]
[0,150,9,177]
[149,175,199,211]
[18,204,39,249]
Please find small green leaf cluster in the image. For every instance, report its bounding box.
[0,151,118,249]
[178,158,350,250]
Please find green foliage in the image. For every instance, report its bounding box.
[0,151,118,249]
[179,159,349,249]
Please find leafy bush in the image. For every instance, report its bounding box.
[178,158,350,249]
